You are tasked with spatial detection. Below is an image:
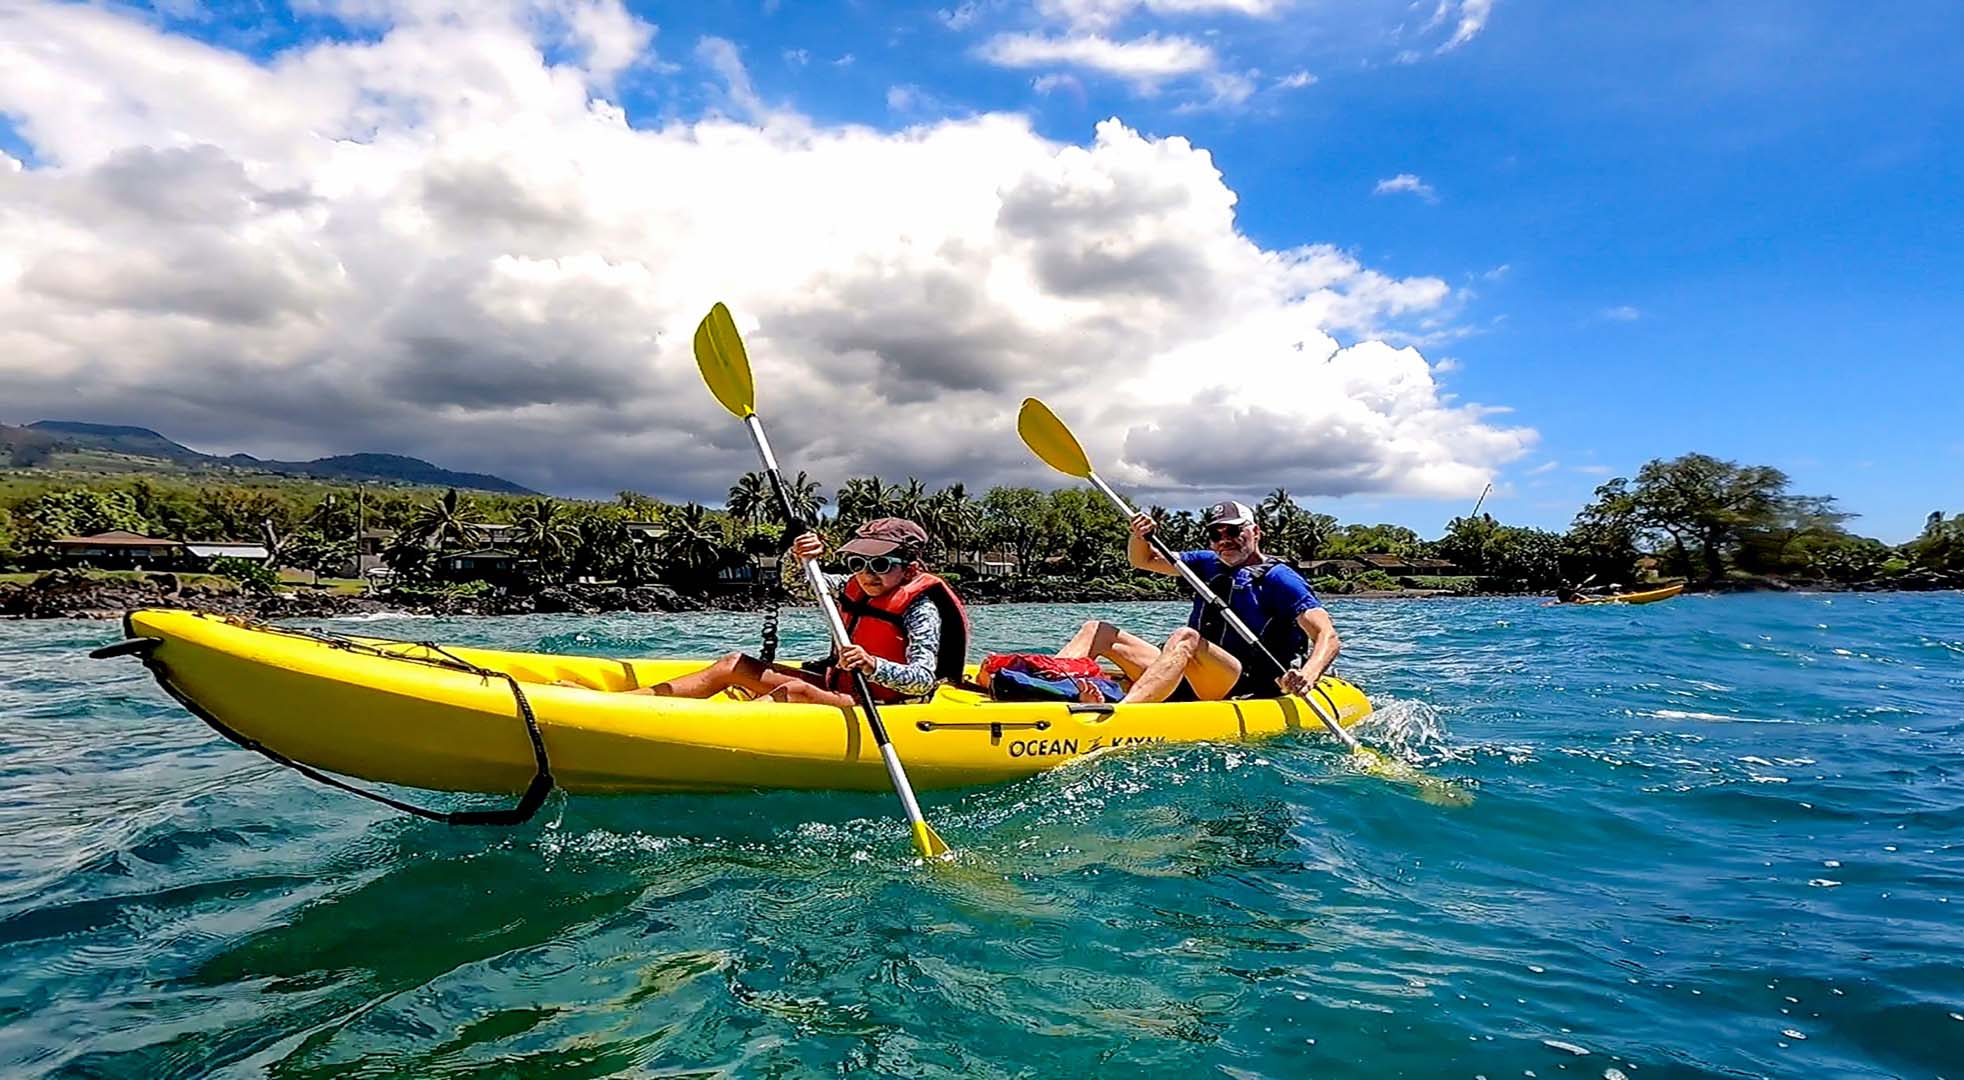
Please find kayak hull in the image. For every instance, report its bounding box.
[1574,582,1685,605]
[119,609,1372,796]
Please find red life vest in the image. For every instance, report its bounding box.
[827,571,971,702]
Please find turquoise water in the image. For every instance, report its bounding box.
[2,595,1960,1078]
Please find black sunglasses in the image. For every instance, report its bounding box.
[1206,524,1247,540]
[845,553,910,574]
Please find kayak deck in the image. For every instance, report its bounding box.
[117,609,1372,796]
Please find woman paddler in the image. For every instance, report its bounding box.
[637,517,970,706]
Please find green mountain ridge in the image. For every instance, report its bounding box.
[6,421,538,494]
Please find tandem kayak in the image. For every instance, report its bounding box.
[1573,582,1685,605]
[102,609,1372,802]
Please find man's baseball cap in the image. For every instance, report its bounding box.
[838,517,930,557]
[1202,500,1256,528]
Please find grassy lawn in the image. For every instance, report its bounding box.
[276,571,368,596]
[1,566,371,596]
[0,568,241,590]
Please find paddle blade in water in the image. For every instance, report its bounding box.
[1349,747,1475,807]
[913,820,952,861]
[1017,397,1093,479]
[693,302,755,418]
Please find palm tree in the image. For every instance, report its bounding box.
[836,477,892,528]
[1259,488,1295,531]
[1165,509,1200,551]
[892,477,929,524]
[381,528,435,582]
[510,498,579,577]
[1294,512,1337,561]
[783,470,827,525]
[570,514,633,582]
[407,488,486,552]
[656,503,726,583]
[733,469,825,529]
[927,482,981,560]
[727,471,773,525]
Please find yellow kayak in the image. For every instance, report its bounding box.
[1574,582,1685,605]
[104,609,1371,801]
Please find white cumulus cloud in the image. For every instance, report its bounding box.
[0,0,1531,504]
[1036,0,1283,32]
[1374,173,1438,202]
[976,31,1215,82]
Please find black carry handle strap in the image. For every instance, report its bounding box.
[97,631,556,826]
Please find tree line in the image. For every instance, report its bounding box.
[2,453,1958,591]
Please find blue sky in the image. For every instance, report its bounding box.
[2,0,1958,541]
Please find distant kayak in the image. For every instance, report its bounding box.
[101,609,1373,801]
[1571,582,1685,606]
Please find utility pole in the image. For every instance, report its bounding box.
[355,485,366,580]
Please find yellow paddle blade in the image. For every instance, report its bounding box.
[913,820,952,861]
[1017,397,1094,479]
[693,302,755,418]
[1349,747,1475,807]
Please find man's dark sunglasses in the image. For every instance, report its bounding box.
[1206,524,1248,541]
[845,553,910,574]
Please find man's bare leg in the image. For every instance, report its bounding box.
[1058,619,1161,681]
[1120,627,1242,704]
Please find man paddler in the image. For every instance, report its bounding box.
[1057,500,1340,704]
[641,517,969,705]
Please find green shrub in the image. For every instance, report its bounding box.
[1405,575,1480,593]
[1353,569,1400,591]
[207,556,277,593]
[386,579,493,602]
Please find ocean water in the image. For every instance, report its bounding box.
[1,594,1959,1078]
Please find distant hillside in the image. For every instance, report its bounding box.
[27,421,209,463]
[14,420,538,494]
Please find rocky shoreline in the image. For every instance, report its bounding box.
[0,570,1188,620]
[3,569,1956,621]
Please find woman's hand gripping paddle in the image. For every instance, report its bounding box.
[694,303,953,858]
[1015,397,1470,805]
